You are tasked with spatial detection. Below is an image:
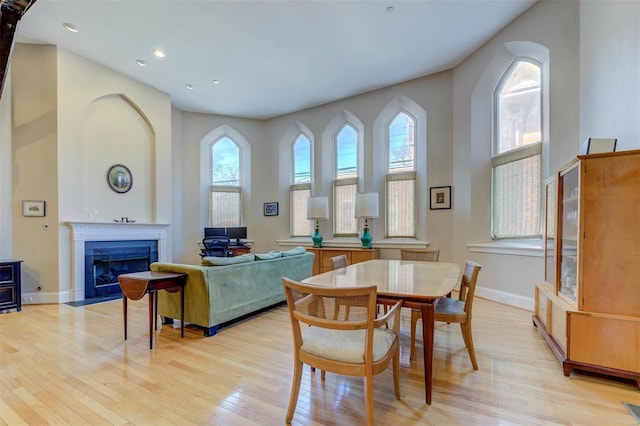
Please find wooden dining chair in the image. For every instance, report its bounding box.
[400,249,440,361]
[282,277,402,426]
[410,260,482,369]
[400,249,440,262]
[329,254,348,270]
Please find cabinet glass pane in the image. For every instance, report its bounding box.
[544,177,556,285]
[559,165,579,302]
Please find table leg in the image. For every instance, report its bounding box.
[123,294,128,340]
[180,286,185,338]
[148,291,154,350]
[154,290,158,331]
[420,302,435,405]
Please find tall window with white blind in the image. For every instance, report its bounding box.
[334,124,358,236]
[290,133,313,237]
[386,112,416,237]
[210,136,241,227]
[492,59,542,238]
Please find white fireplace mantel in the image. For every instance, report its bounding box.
[66,221,170,301]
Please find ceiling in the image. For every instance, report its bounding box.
[14,0,536,119]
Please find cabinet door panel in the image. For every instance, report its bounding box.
[568,312,640,372]
[580,155,640,315]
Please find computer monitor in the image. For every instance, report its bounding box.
[226,227,247,244]
[204,227,226,238]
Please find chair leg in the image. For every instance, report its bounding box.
[410,309,420,361]
[364,374,375,426]
[393,344,400,399]
[286,360,303,424]
[460,322,478,370]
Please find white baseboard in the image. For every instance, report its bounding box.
[475,286,534,311]
[21,291,70,305]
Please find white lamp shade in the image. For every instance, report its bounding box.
[307,196,329,220]
[355,192,379,218]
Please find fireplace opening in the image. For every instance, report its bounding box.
[84,240,158,299]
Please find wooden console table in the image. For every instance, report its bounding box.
[306,247,379,275]
[118,271,188,349]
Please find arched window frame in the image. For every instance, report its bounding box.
[321,110,364,240]
[290,131,314,237]
[491,57,543,239]
[333,123,359,237]
[199,125,251,229]
[373,96,426,240]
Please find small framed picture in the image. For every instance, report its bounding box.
[430,186,451,210]
[581,137,617,155]
[264,202,279,216]
[23,200,46,217]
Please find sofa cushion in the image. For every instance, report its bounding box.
[281,246,306,257]
[202,253,255,266]
[255,251,282,260]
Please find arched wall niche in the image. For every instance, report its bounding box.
[82,93,156,222]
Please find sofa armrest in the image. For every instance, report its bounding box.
[150,262,211,327]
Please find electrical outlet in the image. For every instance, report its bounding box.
[499,295,508,303]
[23,296,33,303]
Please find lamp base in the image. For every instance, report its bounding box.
[312,229,324,248]
[360,227,373,249]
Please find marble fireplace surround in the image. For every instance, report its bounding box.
[66,222,170,301]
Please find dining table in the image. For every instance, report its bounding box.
[302,258,461,404]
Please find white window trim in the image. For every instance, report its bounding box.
[321,110,364,237]
[199,125,251,230]
[373,96,427,240]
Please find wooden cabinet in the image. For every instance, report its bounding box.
[0,259,23,312]
[533,150,640,388]
[306,247,380,275]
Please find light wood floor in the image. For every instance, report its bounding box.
[1,296,638,425]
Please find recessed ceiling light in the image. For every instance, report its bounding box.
[136,59,147,67]
[386,6,394,13]
[185,84,194,90]
[62,23,79,33]
[213,80,220,85]
[152,49,165,58]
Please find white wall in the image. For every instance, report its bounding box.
[9,44,173,303]
[0,71,11,258]
[11,44,59,301]
[451,0,582,306]
[580,0,640,150]
[174,112,265,264]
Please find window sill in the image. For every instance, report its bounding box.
[467,239,544,257]
[278,238,430,250]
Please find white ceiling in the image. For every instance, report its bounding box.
[15,0,536,119]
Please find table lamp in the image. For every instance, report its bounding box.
[355,192,379,249]
[307,196,329,248]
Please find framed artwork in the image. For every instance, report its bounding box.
[264,202,279,216]
[430,186,451,210]
[23,200,46,217]
[107,164,133,194]
[581,137,617,155]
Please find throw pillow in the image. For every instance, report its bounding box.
[255,251,282,260]
[281,246,306,257]
[202,253,255,266]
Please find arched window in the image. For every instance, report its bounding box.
[290,133,313,236]
[386,112,416,237]
[211,136,241,226]
[492,59,542,238]
[334,123,358,236]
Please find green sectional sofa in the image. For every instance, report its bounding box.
[150,249,314,336]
